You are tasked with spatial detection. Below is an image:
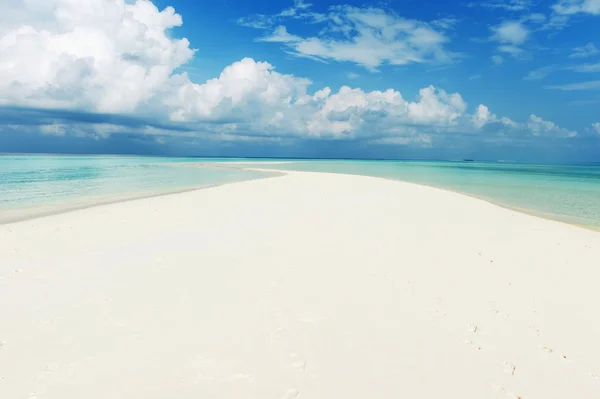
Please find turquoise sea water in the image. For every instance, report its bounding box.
[259,160,600,229]
[1,155,600,229]
[0,155,268,221]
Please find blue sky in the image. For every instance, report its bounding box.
[1,0,600,161]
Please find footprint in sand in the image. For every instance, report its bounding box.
[282,388,299,398]
[466,324,480,349]
[290,353,307,371]
[493,386,521,399]
[504,362,516,376]
[45,364,58,373]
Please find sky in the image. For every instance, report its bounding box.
[0,0,600,161]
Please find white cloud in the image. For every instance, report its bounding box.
[524,66,554,80]
[347,72,360,79]
[541,14,571,30]
[490,21,530,58]
[498,45,525,56]
[491,21,529,45]
[257,26,301,43]
[553,0,600,15]
[539,1,600,29]
[370,133,432,146]
[242,5,456,70]
[492,55,504,64]
[471,104,518,129]
[470,106,575,139]
[472,104,496,128]
[167,57,311,125]
[39,124,67,137]
[468,74,482,80]
[38,122,135,139]
[527,114,576,138]
[570,43,599,58]
[546,80,600,90]
[523,13,547,23]
[491,21,529,55]
[469,0,533,11]
[0,0,578,147]
[168,61,470,140]
[592,122,600,134]
[0,0,195,114]
[431,17,460,30]
[570,63,600,72]
[237,0,317,29]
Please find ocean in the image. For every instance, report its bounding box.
[0,154,268,222]
[1,155,600,229]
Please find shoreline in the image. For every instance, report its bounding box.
[2,162,598,232]
[230,164,600,232]
[0,159,600,232]
[0,172,283,225]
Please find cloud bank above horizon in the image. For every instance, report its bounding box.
[0,0,599,159]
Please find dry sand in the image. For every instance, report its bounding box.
[1,170,599,398]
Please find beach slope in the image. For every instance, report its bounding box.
[1,171,599,398]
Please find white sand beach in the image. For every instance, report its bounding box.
[1,170,599,398]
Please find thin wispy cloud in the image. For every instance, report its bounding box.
[569,43,599,58]
[522,13,547,23]
[468,0,533,11]
[540,14,571,30]
[431,17,460,29]
[524,66,555,80]
[569,62,600,72]
[241,4,458,71]
[237,0,320,29]
[552,0,600,15]
[498,44,526,56]
[547,80,600,90]
[545,1,600,30]
[492,55,505,65]
[256,26,301,43]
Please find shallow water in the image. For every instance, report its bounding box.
[257,160,600,229]
[0,155,267,218]
[2,155,600,229]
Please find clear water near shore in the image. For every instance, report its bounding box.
[252,160,600,230]
[2,155,600,229]
[0,155,269,220]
